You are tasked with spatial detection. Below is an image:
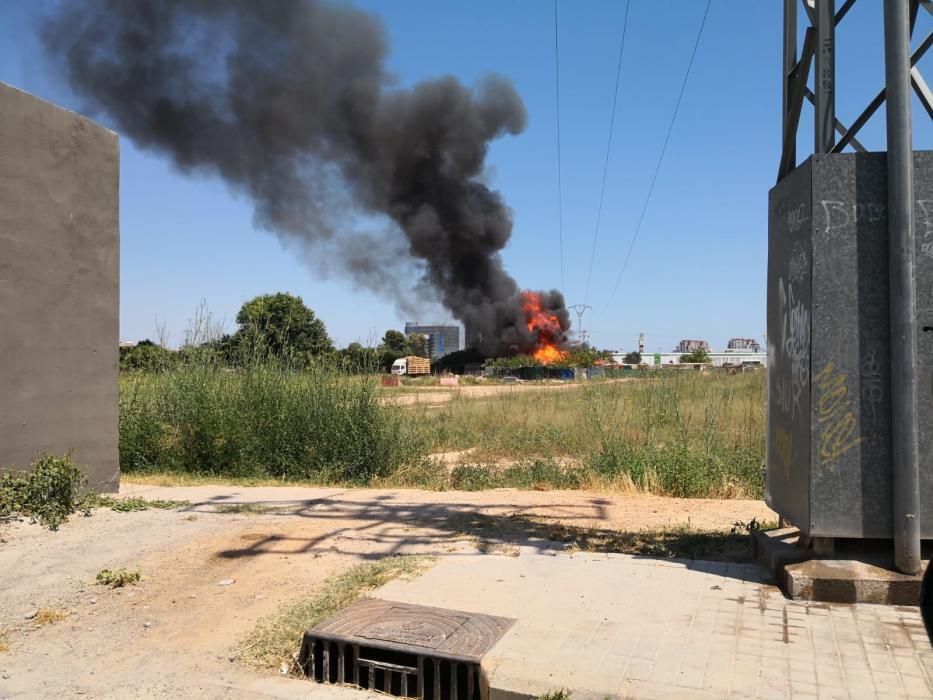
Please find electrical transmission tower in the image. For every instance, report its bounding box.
[568,304,592,345]
[769,0,932,576]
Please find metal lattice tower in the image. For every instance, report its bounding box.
[779,0,932,182]
[771,0,932,574]
[568,304,592,346]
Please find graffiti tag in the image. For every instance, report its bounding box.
[774,277,810,420]
[813,362,863,465]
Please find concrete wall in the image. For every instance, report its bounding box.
[0,82,120,492]
[766,152,933,539]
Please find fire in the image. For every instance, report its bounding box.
[521,291,567,364]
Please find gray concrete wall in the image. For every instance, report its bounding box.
[0,82,120,492]
[767,151,933,539]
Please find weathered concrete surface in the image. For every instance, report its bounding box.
[377,553,933,700]
[0,82,119,492]
[766,151,933,540]
[754,528,928,605]
[785,558,925,606]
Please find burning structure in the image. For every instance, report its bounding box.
[41,0,570,359]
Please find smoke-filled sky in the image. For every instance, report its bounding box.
[2,1,930,351]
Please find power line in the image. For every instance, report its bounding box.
[601,0,713,313]
[583,0,630,306]
[553,0,565,293]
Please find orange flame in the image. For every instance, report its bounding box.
[521,291,567,364]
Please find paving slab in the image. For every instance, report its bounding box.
[375,552,933,699]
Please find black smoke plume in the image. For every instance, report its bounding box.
[40,0,570,355]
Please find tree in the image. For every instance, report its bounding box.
[623,351,642,365]
[339,342,380,373]
[381,330,408,355]
[120,340,176,372]
[406,333,428,358]
[680,348,711,364]
[233,293,333,359]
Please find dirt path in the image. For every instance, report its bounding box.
[384,379,616,406]
[0,485,773,699]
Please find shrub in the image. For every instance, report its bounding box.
[0,454,84,530]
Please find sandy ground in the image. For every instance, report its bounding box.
[384,379,606,406]
[0,484,774,699]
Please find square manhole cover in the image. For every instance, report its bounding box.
[357,607,469,650]
[299,597,513,698]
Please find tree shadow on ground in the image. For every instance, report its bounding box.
[204,494,760,566]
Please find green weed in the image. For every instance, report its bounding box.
[0,454,84,529]
[82,494,190,512]
[96,568,141,588]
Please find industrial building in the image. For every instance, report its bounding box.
[611,348,766,368]
[675,338,710,353]
[727,337,762,352]
[611,332,766,367]
[404,323,461,359]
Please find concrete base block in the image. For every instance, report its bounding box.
[753,527,925,605]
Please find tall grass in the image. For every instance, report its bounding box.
[410,370,765,498]
[120,362,766,498]
[120,359,423,483]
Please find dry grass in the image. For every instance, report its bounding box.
[33,608,67,626]
[404,372,766,498]
[125,473,297,488]
[237,556,433,674]
[0,630,8,654]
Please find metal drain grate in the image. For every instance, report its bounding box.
[298,598,513,699]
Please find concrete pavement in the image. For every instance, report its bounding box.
[376,552,933,700]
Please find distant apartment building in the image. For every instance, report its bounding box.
[675,338,710,353]
[727,337,762,352]
[404,323,461,359]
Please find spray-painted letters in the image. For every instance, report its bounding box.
[820,200,886,237]
[788,243,808,285]
[813,362,862,465]
[774,277,810,420]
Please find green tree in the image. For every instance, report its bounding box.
[406,333,428,358]
[340,342,380,373]
[623,351,642,365]
[233,293,333,359]
[680,348,711,364]
[120,340,176,372]
[381,330,408,354]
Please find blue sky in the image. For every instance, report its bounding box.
[2,1,931,353]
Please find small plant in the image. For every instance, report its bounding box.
[81,494,189,512]
[33,608,67,626]
[731,517,760,535]
[0,630,8,653]
[0,454,84,529]
[96,568,141,588]
[539,691,572,700]
[214,503,281,515]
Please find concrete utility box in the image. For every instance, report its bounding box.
[0,83,120,492]
[767,151,933,538]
